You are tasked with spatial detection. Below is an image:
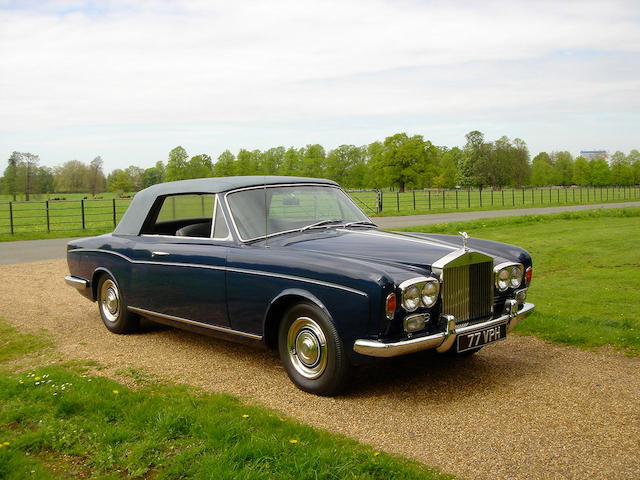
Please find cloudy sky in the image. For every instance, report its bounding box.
[1,0,639,173]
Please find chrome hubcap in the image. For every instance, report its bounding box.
[287,316,327,379]
[100,279,120,323]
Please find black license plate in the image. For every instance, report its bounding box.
[457,323,507,353]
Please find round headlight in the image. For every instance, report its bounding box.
[421,281,439,307]
[510,266,522,288]
[402,285,421,311]
[497,268,510,291]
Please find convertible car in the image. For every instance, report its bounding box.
[65,176,534,395]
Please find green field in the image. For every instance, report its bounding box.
[0,321,452,480]
[1,185,639,240]
[402,207,640,355]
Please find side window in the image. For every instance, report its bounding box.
[212,197,231,240]
[147,194,215,237]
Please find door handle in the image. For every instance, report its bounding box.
[151,251,170,257]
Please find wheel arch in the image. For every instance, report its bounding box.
[262,289,332,350]
[91,267,117,301]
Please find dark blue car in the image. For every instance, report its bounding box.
[65,176,534,395]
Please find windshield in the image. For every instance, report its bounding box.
[226,185,371,241]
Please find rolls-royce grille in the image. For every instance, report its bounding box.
[442,260,493,324]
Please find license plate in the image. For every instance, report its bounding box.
[457,323,507,353]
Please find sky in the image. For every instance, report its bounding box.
[1,0,639,174]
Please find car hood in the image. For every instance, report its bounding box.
[263,228,507,272]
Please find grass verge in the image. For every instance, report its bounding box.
[0,321,453,479]
[402,207,640,356]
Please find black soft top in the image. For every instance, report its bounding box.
[113,176,338,235]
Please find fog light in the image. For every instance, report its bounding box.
[404,314,428,333]
[515,288,527,304]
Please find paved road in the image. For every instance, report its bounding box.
[1,201,639,264]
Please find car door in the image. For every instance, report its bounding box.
[126,193,230,328]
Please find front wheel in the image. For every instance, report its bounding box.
[278,302,350,396]
[97,274,138,334]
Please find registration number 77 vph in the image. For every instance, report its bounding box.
[457,323,507,352]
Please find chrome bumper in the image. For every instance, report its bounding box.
[64,275,89,289]
[353,302,535,358]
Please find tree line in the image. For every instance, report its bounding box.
[2,131,640,199]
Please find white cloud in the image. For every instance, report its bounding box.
[1,0,639,170]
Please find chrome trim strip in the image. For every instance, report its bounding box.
[128,306,263,340]
[352,230,458,251]
[353,302,535,357]
[68,248,367,297]
[64,275,89,289]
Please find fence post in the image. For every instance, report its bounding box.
[428,190,431,210]
[522,188,525,204]
[501,189,504,206]
[396,191,399,212]
[491,189,493,206]
[112,198,117,226]
[81,199,86,230]
[442,189,445,209]
[455,189,459,209]
[479,187,482,207]
[46,200,50,233]
[467,189,470,208]
[9,201,13,234]
[412,190,416,210]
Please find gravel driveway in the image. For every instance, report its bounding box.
[2,259,639,480]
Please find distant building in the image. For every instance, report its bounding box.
[580,150,608,161]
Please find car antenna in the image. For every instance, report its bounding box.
[264,175,269,248]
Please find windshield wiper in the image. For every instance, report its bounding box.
[342,220,378,228]
[300,219,344,232]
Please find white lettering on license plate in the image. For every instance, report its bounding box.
[466,326,501,348]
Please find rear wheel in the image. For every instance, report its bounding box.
[278,302,350,396]
[97,274,138,334]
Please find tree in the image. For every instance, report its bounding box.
[280,148,302,177]
[572,157,590,186]
[380,133,427,192]
[261,147,285,175]
[88,156,106,195]
[214,150,235,177]
[124,165,145,191]
[300,144,326,178]
[530,153,554,186]
[187,154,213,179]
[326,145,366,188]
[235,149,260,176]
[433,147,460,188]
[165,146,189,181]
[551,151,573,186]
[3,152,21,200]
[589,158,610,186]
[462,130,491,187]
[18,153,40,200]
[37,166,55,194]
[629,149,640,184]
[609,151,632,186]
[107,169,133,193]
[143,161,165,188]
[54,160,89,193]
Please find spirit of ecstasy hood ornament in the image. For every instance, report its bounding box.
[459,231,470,251]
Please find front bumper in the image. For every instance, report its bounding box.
[353,302,535,357]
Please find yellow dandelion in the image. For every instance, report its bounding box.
[242,414,249,418]
[19,380,24,384]
[289,439,298,444]
[34,377,41,381]
[3,442,9,446]
[0,445,3,449]
[374,452,380,457]
[112,390,119,395]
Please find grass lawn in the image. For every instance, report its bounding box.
[402,207,640,356]
[0,321,453,480]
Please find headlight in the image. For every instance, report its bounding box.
[399,276,440,311]
[495,263,524,292]
[421,281,439,307]
[510,266,522,288]
[402,285,421,312]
